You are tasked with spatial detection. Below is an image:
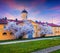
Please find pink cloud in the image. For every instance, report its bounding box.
[3,13,15,19]
[31,0,46,9]
[2,0,32,11]
[49,6,60,12]
[31,0,46,6]
[31,11,40,16]
[3,0,46,11]
[3,13,22,20]
[43,13,60,24]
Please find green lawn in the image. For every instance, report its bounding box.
[0,39,60,53]
[51,49,60,53]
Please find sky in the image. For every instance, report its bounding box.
[0,0,60,25]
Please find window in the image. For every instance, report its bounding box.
[10,32,14,35]
[4,25,6,28]
[3,32,7,35]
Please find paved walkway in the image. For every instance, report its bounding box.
[0,37,60,45]
[32,45,60,53]
[0,38,54,45]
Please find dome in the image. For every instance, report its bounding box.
[21,9,28,13]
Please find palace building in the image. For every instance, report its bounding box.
[0,9,60,40]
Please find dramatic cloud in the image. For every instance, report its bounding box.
[0,0,60,25]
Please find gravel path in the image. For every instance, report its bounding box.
[32,45,60,53]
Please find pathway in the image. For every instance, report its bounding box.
[32,45,60,53]
[0,38,55,45]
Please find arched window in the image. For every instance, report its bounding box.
[3,32,7,35]
[10,32,14,35]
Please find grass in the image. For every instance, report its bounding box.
[0,39,60,53]
[50,49,60,53]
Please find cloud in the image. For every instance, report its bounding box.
[3,13,15,19]
[2,0,32,11]
[2,0,46,11]
[3,12,23,20]
[41,13,60,25]
[48,6,60,12]
[31,11,40,16]
[0,0,60,25]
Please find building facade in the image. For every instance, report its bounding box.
[0,10,60,40]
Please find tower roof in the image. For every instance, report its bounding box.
[21,9,28,13]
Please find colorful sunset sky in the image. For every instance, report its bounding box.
[0,0,60,25]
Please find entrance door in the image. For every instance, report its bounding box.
[27,31,33,38]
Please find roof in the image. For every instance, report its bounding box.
[0,19,7,24]
[0,19,23,24]
[36,22,60,27]
[21,9,28,13]
[8,19,23,24]
[0,19,60,27]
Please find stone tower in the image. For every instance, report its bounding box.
[21,9,28,20]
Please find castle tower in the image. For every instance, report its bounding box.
[21,9,28,20]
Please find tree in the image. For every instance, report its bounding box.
[4,20,34,39]
[40,24,53,37]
